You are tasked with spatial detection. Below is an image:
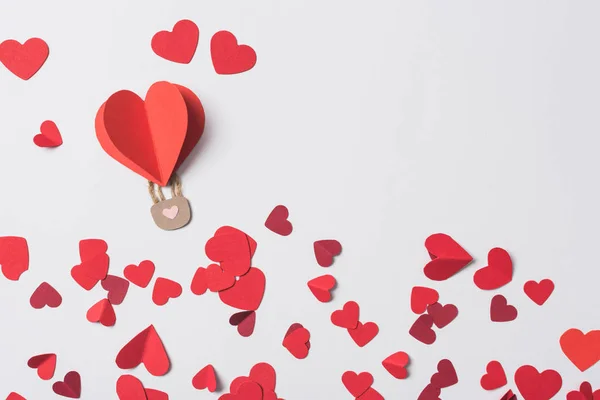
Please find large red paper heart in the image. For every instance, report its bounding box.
[229,310,256,337]
[219,267,265,311]
[205,227,253,276]
[307,274,336,302]
[0,236,29,281]
[193,364,217,392]
[514,365,562,400]
[79,238,107,262]
[86,299,116,327]
[342,371,373,397]
[560,329,600,372]
[34,120,63,148]
[264,205,293,236]
[331,301,360,329]
[101,275,129,305]
[423,233,473,281]
[409,314,436,345]
[27,353,57,380]
[116,374,147,400]
[211,31,257,75]
[116,325,170,376]
[152,277,182,306]
[349,322,379,347]
[430,359,458,389]
[124,260,155,288]
[206,263,236,292]
[313,240,342,267]
[490,295,518,322]
[382,351,409,379]
[426,302,458,328]
[52,371,81,398]
[282,326,310,359]
[96,82,205,186]
[411,286,439,314]
[480,361,507,390]
[524,279,554,306]
[30,282,62,309]
[151,19,199,64]
[0,38,49,80]
[474,247,513,290]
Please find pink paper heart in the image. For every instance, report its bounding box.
[162,206,178,219]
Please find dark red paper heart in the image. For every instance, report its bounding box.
[27,353,57,380]
[101,275,129,305]
[426,302,458,328]
[229,310,256,337]
[30,282,62,309]
[264,205,293,236]
[409,314,436,345]
[430,359,458,389]
[417,384,441,400]
[313,240,342,267]
[52,371,81,398]
[423,233,473,281]
[473,247,513,290]
[490,294,518,322]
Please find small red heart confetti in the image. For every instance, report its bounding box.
[116,325,170,376]
[480,360,507,390]
[307,274,336,302]
[313,240,342,267]
[79,253,110,281]
[152,277,182,306]
[426,302,458,328]
[357,387,385,400]
[417,384,441,400]
[211,31,257,75]
[52,371,81,398]
[342,371,373,397]
[71,264,99,290]
[206,263,236,292]
[0,38,49,80]
[116,374,147,400]
[27,353,57,380]
[192,364,217,392]
[229,310,256,337]
[490,294,518,322]
[86,299,116,327]
[6,393,27,400]
[219,267,265,311]
[249,362,277,393]
[409,314,436,345]
[124,260,155,288]
[151,19,199,64]
[430,359,458,389]
[264,205,292,236]
[500,390,517,400]
[348,321,379,347]
[101,275,129,305]
[567,382,600,400]
[0,236,29,281]
[331,301,360,329]
[206,227,253,276]
[411,286,440,314]
[33,120,63,148]
[560,328,600,372]
[514,365,562,400]
[382,351,409,379]
[79,239,107,262]
[30,282,62,309]
[523,279,554,306]
[190,267,208,295]
[423,233,473,281]
[473,247,513,290]
[282,324,310,359]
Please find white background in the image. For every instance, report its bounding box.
[1,0,599,399]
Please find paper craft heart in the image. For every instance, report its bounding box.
[34,120,63,148]
[430,359,458,388]
[426,302,458,328]
[418,384,441,400]
[382,351,410,379]
[560,329,600,372]
[206,227,253,276]
[229,310,256,337]
[514,365,562,400]
[146,388,169,400]
[86,299,116,326]
[79,253,109,281]
[162,206,178,219]
[342,371,373,397]
[501,389,517,400]
[409,314,436,345]
[96,81,205,186]
[206,263,236,292]
[411,286,439,314]
[249,362,277,393]
[349,321,379,347]
[6,393,26,400]
[79,239,107,262]
[474,247,513,290]
[524,279,554,306]
[71,263,99,290]
[490,294,518,322]
[116,374,147,400]
[192,364,217,392]
[307,274,336,302]
[0,38,49,80]
[0,236,29,281]
[265,205,293,236]
[331,301,360,329]
[480,361,507,390]
[191,266,208,295]
[116,325,170,376]
[283,325,310,359]
[358,388,385,400]
[30,282,62,309]
[219,267,265,311]
[101,275,129,305]
[313,240,342,267]
[423,233,473,281]
[124,260,155,288]
[27,353,57,380]
[232,382,263,400]
[152,277,182,306]
[211,30,257,75]
[567,382,600,400]
[151,19,199,64]
[52,371,81,398]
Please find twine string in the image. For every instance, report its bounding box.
[148,173,183,204]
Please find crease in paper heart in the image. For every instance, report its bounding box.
[382,351,410,379]
[219,267,265,311]
[116,325,170,376]
[192,364,217,392]
[52,371,81,398]
[313,240,342,267]
[423,233,473,281]
[27,353,57,380]
[307,274,336,302]
[0,236,29,281]
[86,298,116,326]
[34,120,63,147]
[229,310,256,337]
[473,247,513,290]
[30,282,62,309]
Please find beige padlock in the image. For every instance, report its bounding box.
[149,174,192,230]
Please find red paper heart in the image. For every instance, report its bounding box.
[86,299,116,327]
[567,382,599,400]
[211,31,257,75]
[411,286,439,314]
[426,302,458,328]
[282,326,310,359]
[307,274,336,302]
[71,264,99,290]
[430,359,458,389]
[560,329,600,372]
[229,310,256,337]
[219,267,265,311]
[79,253,109,281]
[0,236,29,281]
[116,325,170,376]
[6,393,27,400]
[0,38,49,80]
[215,226,257,256]
[27,353,56,380]
[152,277,182,306]
[101,275,129,305]
[146,388,169,400]
[342,371,373,397]
[348,322,379,347]
[264,205,293,236]
[191,267,208,295]
[524,279,554,306]
[79,239,107,262]
[357,387,384,400]
[116,374,147,400]
[514,365,562,400]
[313,240,342,267]
[52,371,81,398]
[423,233,473,281]
[151,19,199,64]
[249,362,276,393]
[417,384,441,400]
[30,282,62,309]
[409,314,436,345]
[124,260,155,288]
[206,263,236,292]
[205,227,253,276]
[490,295,518,322]
[480,361,507,390]
[500,389,517,400]
[382,351,409,379]
[474,247,513,290]
[33,120,63,148]
[331,301,360,329]
[193,364,217,392]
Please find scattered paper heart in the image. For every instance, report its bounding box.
[30,282,62,309]
[116,374,168,400]
[342,371,373,398]
[190,266,208,295]
[71,263,99,290]
[101,275,129,305]
[409,314,436,345]
[33,120,63,148]
[348,321,379,347]
[357,387,385,400]
[151,19,199,64]
[78,253,110,281]
[264,205,292,236]
[219,267,265,311]
[249,362,277,393]
[52,371,81,398]
[211,30,257,75]
[0,236,29,281]
[79,239,107,262]
[480,360,507,390]
[426,302,458,329]
[411,286,440,314]
[514,365,562,400]
[6,393,27,400]
[500,389,517,400]
[417,384,441,400]
[423,233,473,281]
[313,240,342,267]
[86,298,116,327]
[205,227,253,276]
[152,277,182,306]
[331,301,360,329]
[282,324,310,359]
[490,294,518,322]
[307,274,336,302]
[0,38,49,80]
[27,353,57,380]
[473,247,513,290]
[229,310,256,337]
[206,263,236,292]
[430,359,458,389]
[559,328,600,372]
[382,351,409,379]
[524,279,554,306]
[116,325,170,376]
[566,381,599,400]
[192,364,217,392]
[124,260,155,288]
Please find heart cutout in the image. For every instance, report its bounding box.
[34,120,63,147]
[192,364,217,392]
[101,275,129,305]
[423,233,473,281]
[206,263,236,292]
[124,260,155,288]
[0,236,29,281]
[474,247,513,290]
[151,19,199,64]
[282,325,310,359]
[211,31,257,75]
[52,371,81,398]
[411,286,439,314]
[219,267,265,311]
[331,301,360,329]
[514,365,562,400]
[342,371,373,397]
[0,38,49,80]
[313,240,342,267]
[409,314,436,345]
[191,266,208,295]
[264,205,293,236]
[205,227,254,276]
[79,238,107,262]
[560,329,600,372]
[86,299,116,327]
[430,359,458,389]
[307,274,336,302]
[418,384,441,400]
[490,295,518,322]
[348,321,379,347]
[524,279,554,306]
[229,310,257,337]
[426,302,458,328]
[382,351,410,379]
[116,325,170,376]
[30,282,62,309]
[27,353,57,380]
[480,361,507,390]
[152,277,182,306]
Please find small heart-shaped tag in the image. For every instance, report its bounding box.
[162,205,179,219]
